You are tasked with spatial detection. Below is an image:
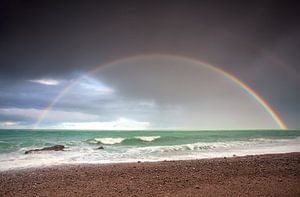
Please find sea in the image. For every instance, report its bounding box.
[0,129,299,171]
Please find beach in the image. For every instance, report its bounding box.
[1,152,299,196]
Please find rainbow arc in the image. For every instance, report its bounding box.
[33,54,288,130]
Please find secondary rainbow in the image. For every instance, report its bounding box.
[33,54,288,129]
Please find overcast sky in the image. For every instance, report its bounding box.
[0,0,299,129]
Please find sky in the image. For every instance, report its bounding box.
[0,0,299,130]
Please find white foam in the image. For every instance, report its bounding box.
[126,137,300,156]
[135,136,161,142]
[94,137,124,145]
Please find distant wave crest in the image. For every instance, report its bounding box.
[134,136,161,142]
[87,136,161,145]
[93,138,125,145]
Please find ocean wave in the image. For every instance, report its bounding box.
[87,136,162,145]
[93,138,125,145]
[128,139,269,154]
[134,136,161,142]
[134,142,216,153]
[138,137,300,154]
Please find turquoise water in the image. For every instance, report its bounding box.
[0,129,299,171]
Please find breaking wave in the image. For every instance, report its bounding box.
[92,138,125,145]
[134,136,161,142]
[87,136,162,145]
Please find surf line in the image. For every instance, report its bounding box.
[33,54,288,130]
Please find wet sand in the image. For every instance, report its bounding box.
[1,152,300,197]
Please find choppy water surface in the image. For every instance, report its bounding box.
[0,129,299,171]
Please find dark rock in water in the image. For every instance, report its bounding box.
[25,145,65,154]
[97,146,104,150]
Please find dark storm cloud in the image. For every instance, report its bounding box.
[0,0,299,79]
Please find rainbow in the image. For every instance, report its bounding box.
[33,54,288,129]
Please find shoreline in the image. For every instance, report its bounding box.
[0,151,299,172]
[1,150,299,173]
[1,152,300,196]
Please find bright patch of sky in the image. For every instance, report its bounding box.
[78,76,114,94]
[29,79,60,85]
[0,121,20,128]
[48,118,150,130]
